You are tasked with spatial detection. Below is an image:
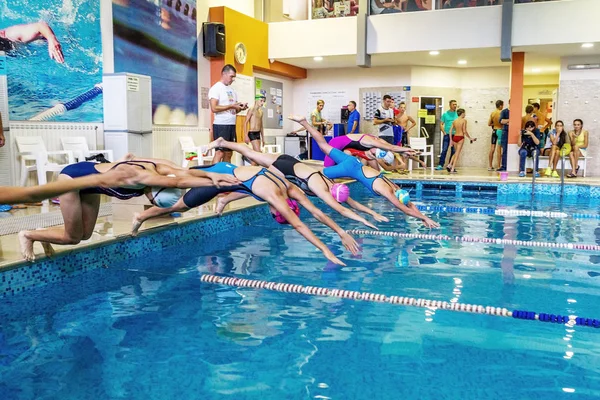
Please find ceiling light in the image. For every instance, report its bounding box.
[532,68,541,73]
[457,60,467,65]
[429,51,439,56]
[582,43,594,48]
[313,56,323,62]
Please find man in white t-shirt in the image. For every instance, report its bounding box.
[373,94,395,144]
[208,64,247,163]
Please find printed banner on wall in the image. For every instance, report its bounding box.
[113,0,198,126]
[2,0,103,122]
[370,0,431,15]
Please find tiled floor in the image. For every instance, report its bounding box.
[0,167,596,269]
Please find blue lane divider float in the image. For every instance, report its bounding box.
[30,84,103,121]
[201,275,600,330]
[417,204,600,220]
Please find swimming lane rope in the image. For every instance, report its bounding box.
[347,229,600,252]
[30,84,103,121]
[201,274,600,329]
[416,205,600,220]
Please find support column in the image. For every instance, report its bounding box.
[356,0,370,68]
[507,51,524,171]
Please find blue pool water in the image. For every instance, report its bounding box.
[1,186,600,399]
[2,0,103,122]
[112,0,198,124]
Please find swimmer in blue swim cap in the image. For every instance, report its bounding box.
[290,115,439,229]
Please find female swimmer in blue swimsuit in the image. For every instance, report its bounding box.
[289,115,439,229]
[19,160,240,261]
[131,162,359,266]
[204,138,390,228]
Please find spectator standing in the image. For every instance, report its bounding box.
[208,64,247,164]
[497,100,510,172]
[436,99,458,170]
[311,100,332,135]
[347,101,360,134]
[487,100,504,170]
[373,94,395,144]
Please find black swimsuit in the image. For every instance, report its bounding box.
[272,155,331,197]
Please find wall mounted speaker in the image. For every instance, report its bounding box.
[202,22,225,57]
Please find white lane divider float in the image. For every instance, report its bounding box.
[347,229,600,252]
[201,275,600,329]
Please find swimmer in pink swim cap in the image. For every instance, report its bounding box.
[132,163,360,266]
[204,138,390,229]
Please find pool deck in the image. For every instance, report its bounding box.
[0,167,598,271]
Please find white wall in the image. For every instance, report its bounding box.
[513,0,600,47]
[283,0,308,21]
[560,56,600,81]
[368,7,501,54]
[269,17,357,59]
[411,67,462,88]
[459,67,510,89]
[100,0,114,74]
[293,66,412,119]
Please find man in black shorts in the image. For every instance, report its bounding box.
[208,64,247,163]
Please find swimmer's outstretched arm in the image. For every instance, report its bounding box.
[312,184,378,230]
[263,191,345,266]
[376,184,439,228]
[361,135,415,155]
[287,185,360,255]
[3,22,64,63]
[0,167,135,205]
[345,197,390,223]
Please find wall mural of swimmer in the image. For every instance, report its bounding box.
[112,0,199,126]
[1,0,103,122]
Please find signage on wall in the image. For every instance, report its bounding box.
[0,52,6,76]
[425,104,436,110]
[127,76,140,92]
[403,86,411,91]
[412,97,419,103]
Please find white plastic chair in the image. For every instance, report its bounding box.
[179,136,214,167]
[16,136,75,186]
[262,144,282,154]
[60,136,114,162]
[408,137,434,172]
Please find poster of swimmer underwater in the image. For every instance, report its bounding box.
[112,0,199,125]
[1,0,103,122]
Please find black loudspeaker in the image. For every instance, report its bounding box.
[202,22,225,57]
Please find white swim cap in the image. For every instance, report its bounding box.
[375,149,395,165]
[151,187,182,208]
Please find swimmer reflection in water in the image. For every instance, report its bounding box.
[0,22,64,63]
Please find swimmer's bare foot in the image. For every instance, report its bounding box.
[215,196,228,216]
[18,231,35,261]
[206,137,225,153]
[288,115,307,124]
[131,212,143,236]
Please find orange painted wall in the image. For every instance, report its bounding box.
[207,6,306,142]
[208,6,306,79]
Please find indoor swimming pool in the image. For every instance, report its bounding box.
[1,184,600,399]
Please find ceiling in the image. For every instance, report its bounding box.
[274,43,600,75]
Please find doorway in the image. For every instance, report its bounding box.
[418,96,443,154]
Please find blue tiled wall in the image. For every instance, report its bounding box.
[1,205,270,298]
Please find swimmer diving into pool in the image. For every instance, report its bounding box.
[19,160,241,261]
[289,115,440,229]
[0,22,64,63]
[131,162,360,266]
[204,138,389,228]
